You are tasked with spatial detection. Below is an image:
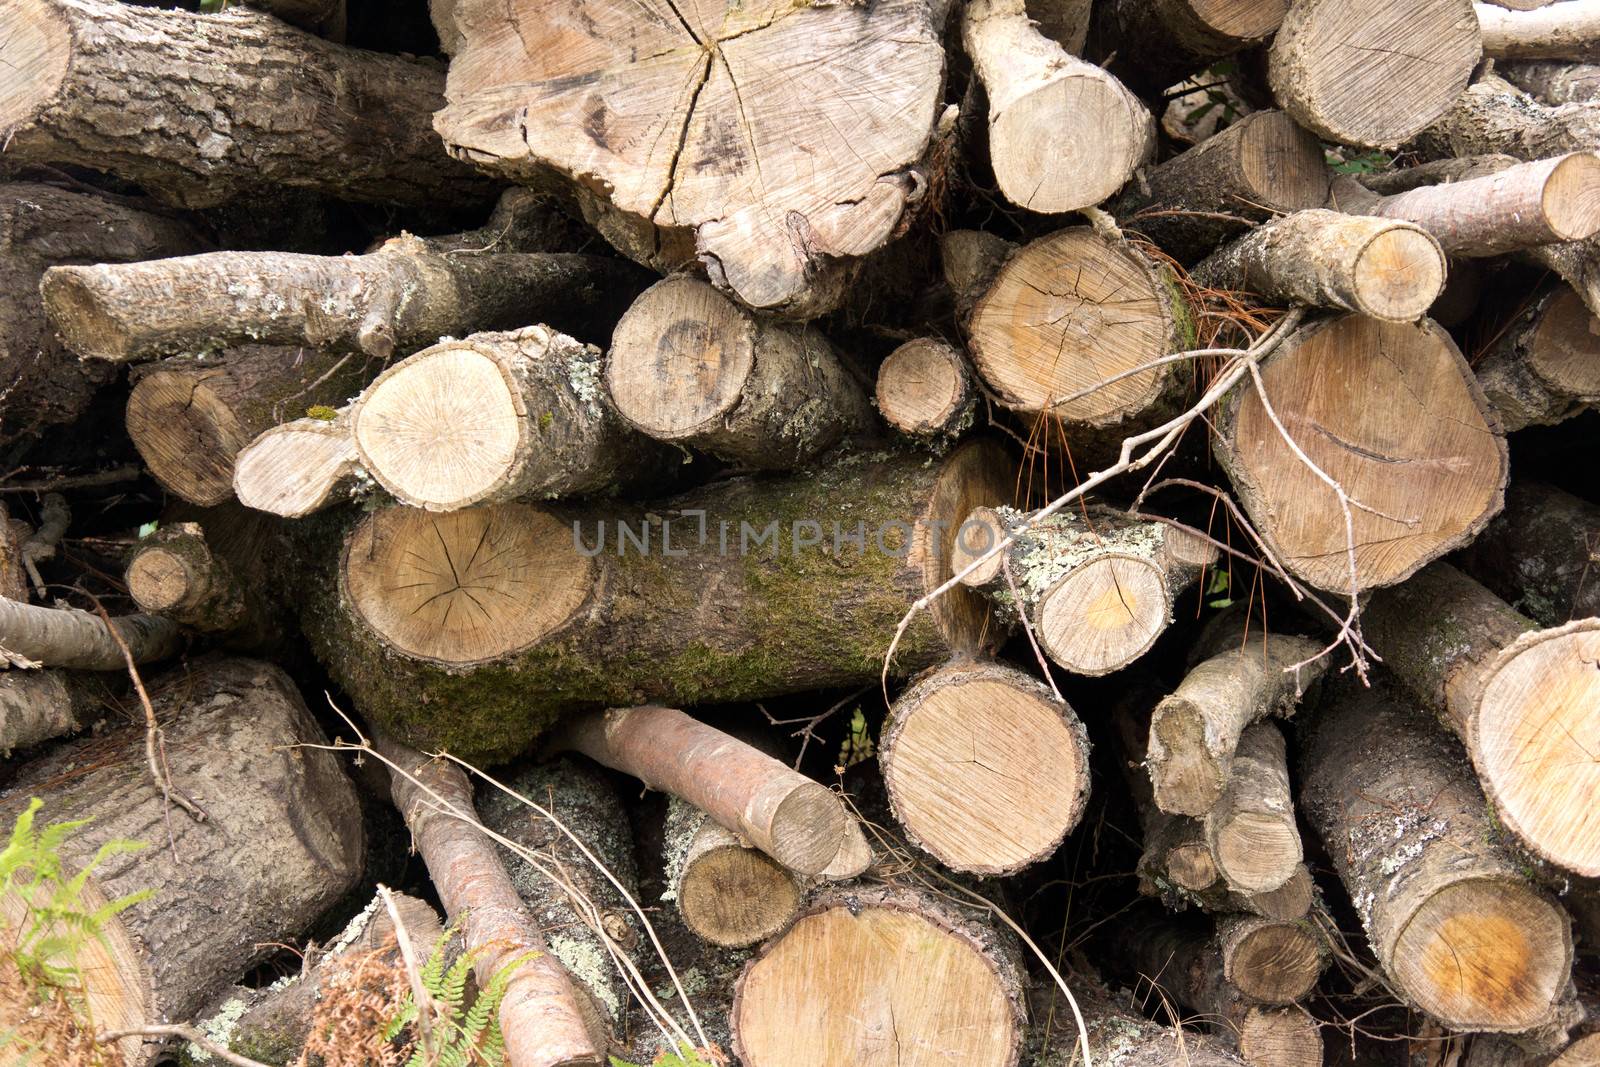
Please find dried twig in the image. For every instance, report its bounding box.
[759,683,873,768]
[98,1024,272,1067]
[0,465,143,493]
[21,493,69,598]
[379,883,440,1063]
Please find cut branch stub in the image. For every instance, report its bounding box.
[232,410,361,519]
[963,0,1155,213]
[664,796,802,948]
[0,598,180,671]
[126,522,248,634]
[1474,284,1600,431]
[875,338,978,441]
[435,0,947,314]
[1212,313,1507,593]
[605,275,877,468]
[1268,0,1482,148]
[878,661,1090,875]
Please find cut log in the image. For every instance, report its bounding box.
[1114,110,1331,266]
[963,228,1196,444]
[941,229,1018,320]
[1031,978,1250,1067]
[952,505,1217,676]
[1268,0,1481,148]
[1467,1033,1600,1067]
[377,735,609,1067]
[124,345,375,508]
[963,0,1155,213]
[306,441,1012,761]
[43,237,646,364]
[1456,481,1600,625]
[605,275,877,469]
[874,338,978,442]
[0,657,365,1066]
[1474,285,1600,430]
[878,660,1090,875]
[1479,1,1600,59]
[1502,60,1600,103]
[232,410,362,519]
[351,325,671,512]
[434,0,947,315]
[1148,619,1325,817]
[1216,913,1324,1005]
[1192,209,1446,321]
[664,796,802,949]
[1300,681,1574,1032]
[1361,562,1600,877]
[0,669,113,753]
[0,0,490,209]
[1203,724,1303,896]
[1416,74,1600,162]
[1212,313,1507,593]
[1091,0,1289,97]
[0,598,180,670]
[0,182,205,447]
[479,757,642,1039]
[125,522,254,638]
[731,884,1026,1067]
[549,706,850,876]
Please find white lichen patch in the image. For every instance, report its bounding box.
[549,931,623,1019]
[186,994,250,1064]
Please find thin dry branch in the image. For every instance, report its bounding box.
[97,1024,271,1067]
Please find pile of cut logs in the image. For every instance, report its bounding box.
[5,0,1600,1065]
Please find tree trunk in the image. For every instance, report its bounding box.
[1113,109,1331,266]
[1415,74,1600,162]
[874,338,978,443]
[549,706,851,877]
[0,657,365,1066]
[731,884,1026,1067]
[878,659,1090,875]
[377,735,610,1067]
[1199,724,1304,897]
[303,440,1013,762]
[232,409,361,519]
[1456,481,1600,626]
[1474,285,1600,430]
[0,182,205,448]
[1501,60,1600,102]
[963,0,1154,213]
[1267,0,1481,148]
[963,228,1197,453]
[1192,209,1446,321]
[244,0,344,35]
[125,345,376,508]
[1090,0,1289,98]
[1299,681,1574,1033]
[434,0,947,316]
[952,505,1217,676]
[605,275,878,469]
[1148,617,1325,817]
[1360,561,1600,877]
[0,598,181,670]
[44,238,646,364]
[0,669,114,754]
[350,325,672,512]
[1212,313,1507,593]
[664,796,802,949]
[0,0,492,210]
[1478,1,1600,59]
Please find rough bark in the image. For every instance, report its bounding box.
[731,884,1027,1067]
[1474,285,1600,430]
[1202,724,1303,896]
[1268,0,1481,148]
[303,441,1013,762]
[1091,0,1289,98]
[878,660,1090,875]
[1501,60,1600,102]
[605,275,878,469]
[964,0,1155,213]
[0,668,114,754]
[125,345,376,508]
[0,182,205,447]
[0,597,181,670]
[434,0,947,315]
[0,0,492,209]
[0,657,365,1065]
[1028,977,1250,1067]
[1478,1,1600,59]
[1361,562,1600,877]
[1456,480,1600,625]
[875,337,978,442]
[663,796,802,949]
[549,706,851,876]
[1415,74,1600,162]
[1299,681,1574,1033]
[377,735,609,1067]
[351,325,672,512]
[1113,110,1331,266]
[44,237,646,363]
[941,229,1017,320]
[232,409,362,519]
[952,504,1217,676]
[1212,313,1507,593]
[1466,1033,1600,1067]
[1148,619,1325,817]
[1192,209,1446,321]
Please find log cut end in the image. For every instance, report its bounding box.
[768,779,851,874]
[880,662,1089,874]
[1543,151,1600,240]
[733,888,1023,1067]
[1525,285,1600,403]
[344,502,592,666]
[38,267,138,362]
[233,415,358,518]
[1475,618,1600,876]
[1039,553,1170,675]
[1235,109,1335,214]
[1392,876,1573,1030]
[876,338,973,437]
[678,841,802,948]
[126,368,249,507]
[924,441,1019,656]
[951,506,1008,588]
[0,0,70,156]
[1350,223,1449,321]
[1167,841,1222,891]
[1225,919,1323,1003]
[1212,810,1301,896]
[1193,0,1289,40]
[1236,1006,1323,1067]
[126,545,197,614]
